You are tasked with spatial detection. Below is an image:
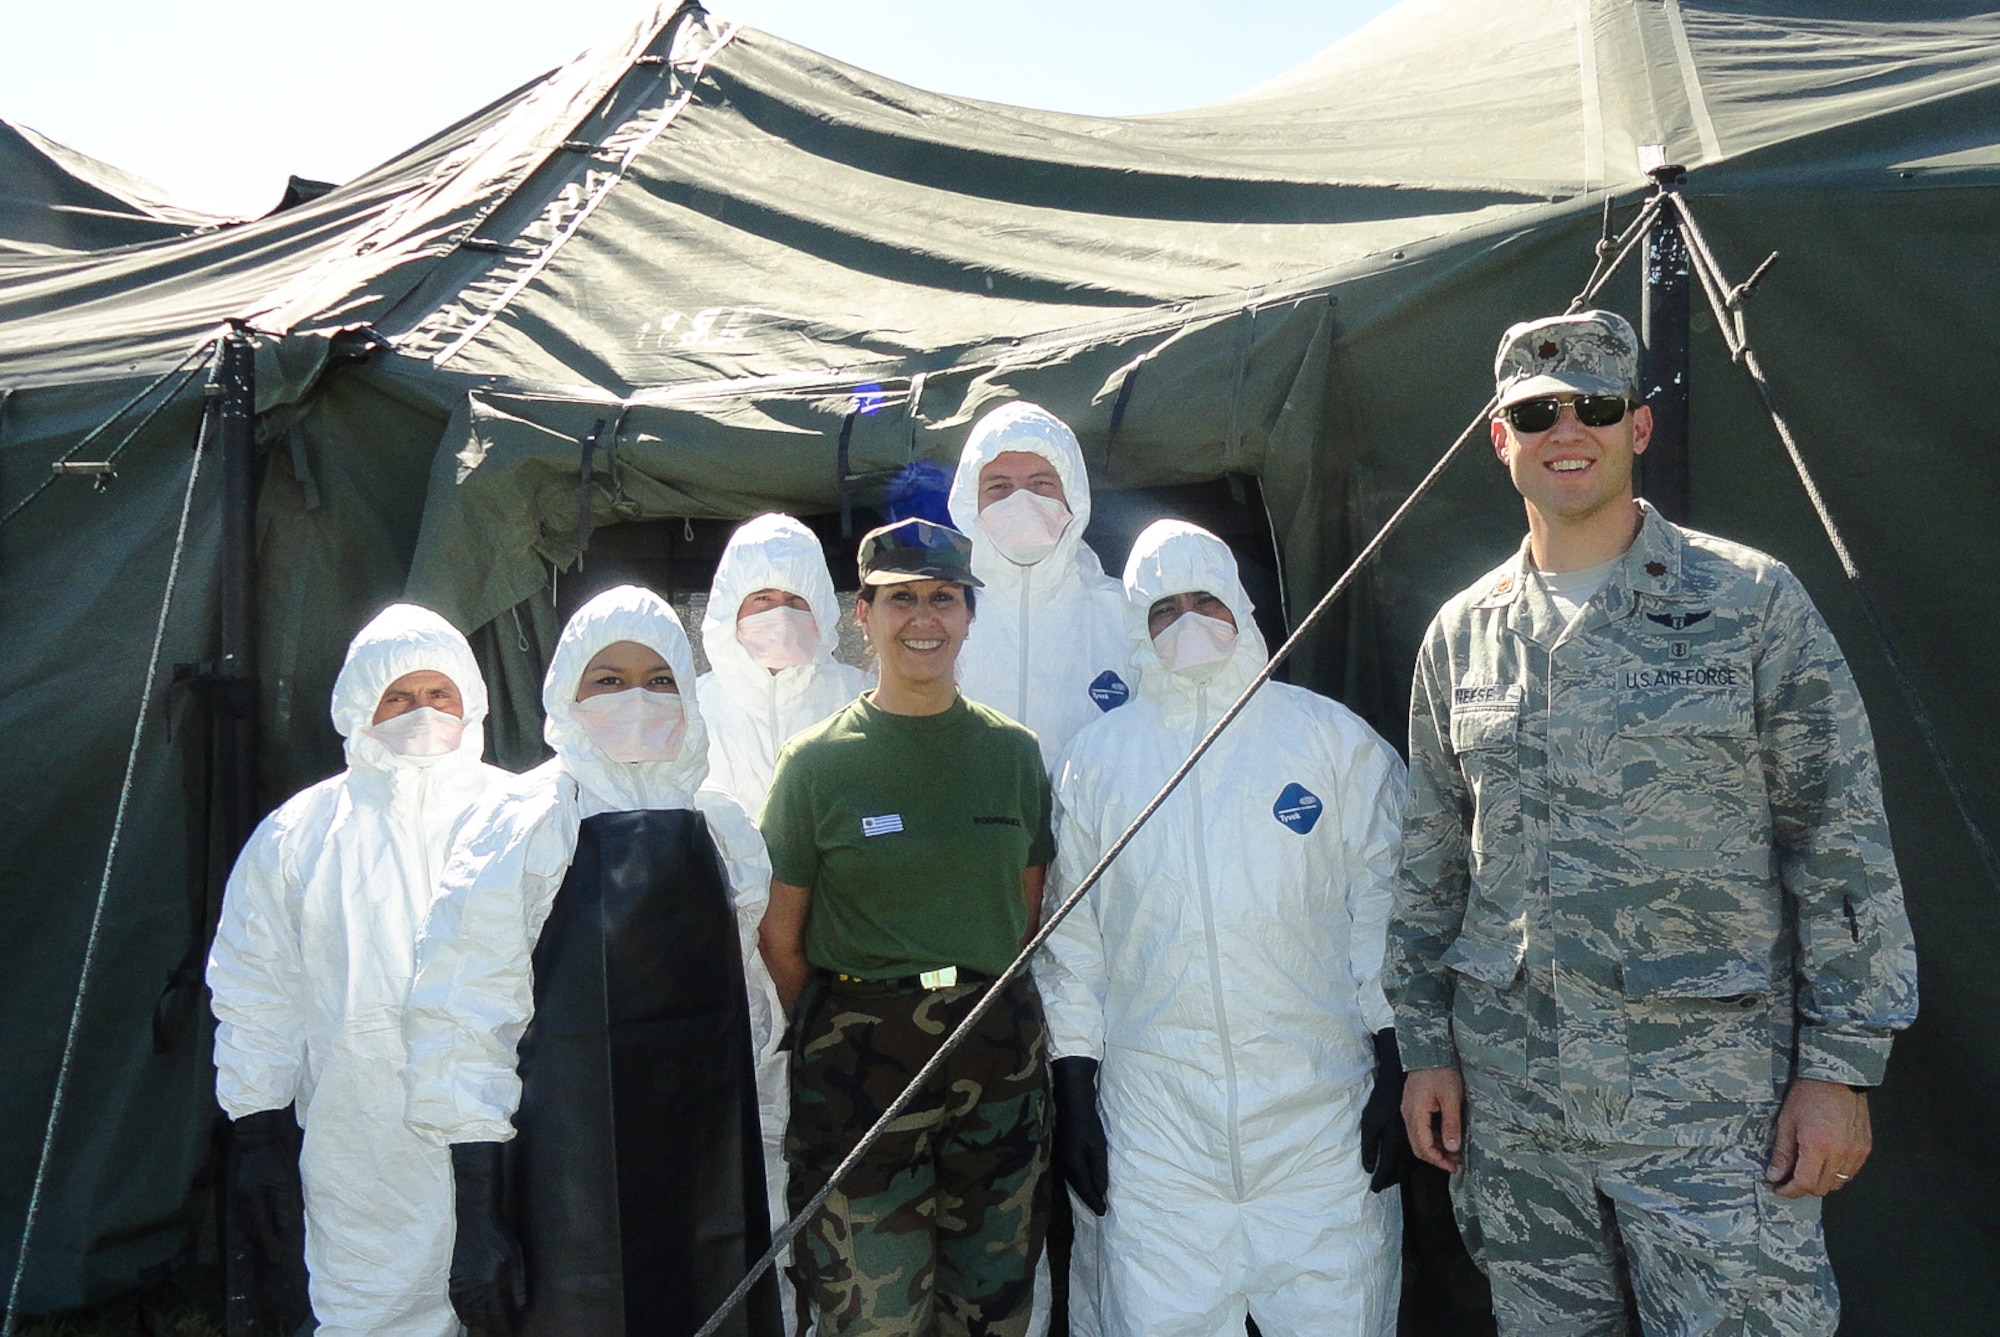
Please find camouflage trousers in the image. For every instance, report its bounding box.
[785,971,1052,1337]
[1454,1112,1837,1336]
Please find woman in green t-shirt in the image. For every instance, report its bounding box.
[759,517,1055,1337]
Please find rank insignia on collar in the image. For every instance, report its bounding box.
[1492,574,1515,595]
[1646,609,1712,632]
[1645,561,1668,577]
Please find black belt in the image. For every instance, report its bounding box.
[821,966,997,995]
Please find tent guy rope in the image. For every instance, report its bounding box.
[0,335,218,532]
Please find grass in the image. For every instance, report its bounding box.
[13,1272,225,1337]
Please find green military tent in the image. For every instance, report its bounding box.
[3,0,1996,1327]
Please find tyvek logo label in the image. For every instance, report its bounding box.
[1089,670,1131,712]
[1273,783,1322,835]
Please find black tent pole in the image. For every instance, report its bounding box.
[212,323,309,1335]
[216,322,259,850]
[1639,153,1691,523]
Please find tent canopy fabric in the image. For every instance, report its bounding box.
[0,119,234,257]
[3,0,1997,1323]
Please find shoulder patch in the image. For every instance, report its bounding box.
[1088,670,1131,712]
[1273,782,1323,835]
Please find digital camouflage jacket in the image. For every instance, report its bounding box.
[1386,502,1917,1146]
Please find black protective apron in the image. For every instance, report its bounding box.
[513,808,779,1337]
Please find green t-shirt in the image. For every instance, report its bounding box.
[760,693,1055,978]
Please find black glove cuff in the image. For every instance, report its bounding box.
[1051,1055,1100,1099]
[451,1140,507,1181]
[231,1106,294,1150]
[1372,1028,1403,1074]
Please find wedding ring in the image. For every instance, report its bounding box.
[1833,1172,1852,1181]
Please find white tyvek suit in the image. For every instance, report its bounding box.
[1036,521,1406,1337]
[696,515,860,1335]
[403,584,776,1147]
[948,402,1137,773]
[208,604,509,1336]
[696,513,865,813]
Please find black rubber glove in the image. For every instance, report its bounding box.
[228,1107,303,1266]
[1051,1056,1110,1216]
[449,1141,527,1336]
[1360,1028,1415,1193]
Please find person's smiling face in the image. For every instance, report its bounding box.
[574,640,678,699]
[856,580,971,689]
[1491,394,1652,528]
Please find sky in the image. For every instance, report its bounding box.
[3,0,1398,217]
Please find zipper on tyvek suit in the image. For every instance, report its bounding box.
[767,684,782,797]
[401,767,441,923]
[414,772,433,892]
[1189,679,1247,1200]
[1015,565,1034,725]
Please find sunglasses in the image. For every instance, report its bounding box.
[1503,395,1630,433]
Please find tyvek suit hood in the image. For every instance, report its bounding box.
[948,402,1098,576]
[210,605,507,1335]
[701,514,844,684]
[947,402,1137,771]
[696,515,865,813]
[544,584,708,815]
[1038,522,1405,1337]
[1122,519,1269,714]
[332,603,490,774]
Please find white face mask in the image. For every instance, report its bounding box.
[1152,612,1239,675]
[569,689,687,762]
[976,487,1072,566]
[365,706,468,758]
[735,606,819,671]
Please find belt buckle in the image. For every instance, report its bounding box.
[918,966,958,990]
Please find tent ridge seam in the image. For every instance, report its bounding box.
[253,4,697,341]
[1661,0,1724,164]
[426,16,743,367]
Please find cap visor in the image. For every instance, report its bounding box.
[860,568,983,588]
[1498,371,1633,408]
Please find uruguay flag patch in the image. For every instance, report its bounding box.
[1088,670,1131,712]
[1273,783,1322,835]
[861,814,904,837]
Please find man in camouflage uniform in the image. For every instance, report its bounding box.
[1385,310,1918,1335]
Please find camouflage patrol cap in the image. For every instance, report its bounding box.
[1493,309,1641,409]
[856,516,984,588]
